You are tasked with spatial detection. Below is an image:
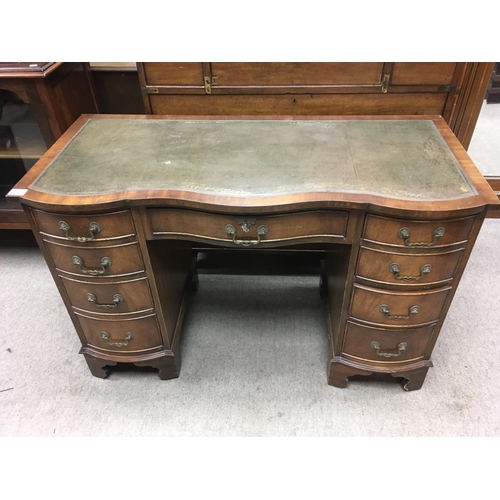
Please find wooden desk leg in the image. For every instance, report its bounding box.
[392,366,430,391]
[134,349,181,381]
[328,360,373,388]
[83,354,117,379]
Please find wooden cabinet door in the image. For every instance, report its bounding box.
[210,62,385,89]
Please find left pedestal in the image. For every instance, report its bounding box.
[25,206,194,380]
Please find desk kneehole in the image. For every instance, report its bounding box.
[147,209,349,245]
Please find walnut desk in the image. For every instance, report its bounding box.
[8,115,500,391]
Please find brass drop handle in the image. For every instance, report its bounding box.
[371,341,407,358]
[380,304,419,320]
[87,293,124,309]
[101,331,134,348]
[59,221,101,242]
[225,224,269,246]
[398,227,444,247]
[72,255,112,275]
[390,263,432,281]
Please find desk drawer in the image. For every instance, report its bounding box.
[60,275,154,314]
[148,209,348,245]
[45,240,144,277]
[32,209,136,242]
[363,215,475,249]
[356,246,463,287]
[75,313,163,354]
[350,284,450,327]
[343,322,434,363]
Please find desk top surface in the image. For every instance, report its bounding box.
[31,118,474,200]
[11,115,499,215]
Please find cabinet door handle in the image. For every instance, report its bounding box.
[59,221,101,242]
[87,293,124,309]
[101,331,134,347]
[371,341,407,358]
[398,227,444,247]
[225,224,269,246]
[72,255,112,275]
[379,304,419,320]
[389,263,432,281]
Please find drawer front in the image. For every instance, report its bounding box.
[350,284,450,326]
[60,276,154,314]
[343,321,434,363]
[356,247,463,286]
[76,313,163,353]
[148,209,348,244]
[363,215,475,249]
[31,209,136,241]
[45,240,144,277]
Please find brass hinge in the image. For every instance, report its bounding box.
[381,74,390,93]
[204,76,212,94]
[437,84,457,92]
[141,86,159,94]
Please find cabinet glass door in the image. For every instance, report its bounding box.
[0,89,48,226]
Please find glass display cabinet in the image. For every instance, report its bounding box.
[0,62,98,229]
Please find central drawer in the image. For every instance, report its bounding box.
[147,209,349,245]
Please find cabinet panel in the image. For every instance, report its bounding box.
[143,63,204,86]
[391,63,457,85]
[150,93,447,116]
[211,62,384,86]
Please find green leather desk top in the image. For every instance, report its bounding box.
[31,118,475,200]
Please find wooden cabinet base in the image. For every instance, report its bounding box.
[82,348,181,380]
[327,356,433,391]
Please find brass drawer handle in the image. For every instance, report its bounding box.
[379,304,419,320]
[72,255,112,275]
[389,263,432,281]
[101,331,134,348]
[371,341,407,358]
[59,221,101,242]
[225,223,269,246]
[87,293,124,309]
[398,227,445,247]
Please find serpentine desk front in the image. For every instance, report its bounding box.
[8,115,500,391]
